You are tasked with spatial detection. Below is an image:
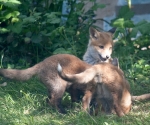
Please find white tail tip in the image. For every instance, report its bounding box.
[57,63,62,73]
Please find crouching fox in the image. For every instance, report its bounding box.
[82,27,150,115]
[57,60,132,117]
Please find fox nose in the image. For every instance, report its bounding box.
[106,56,109,59]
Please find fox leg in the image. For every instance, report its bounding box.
[93,99,102,115]
[94,98,112,115]
[67,86,83,102]
[82,90,93,112]
[112,93,124,117]
[47,88,66,114]
[71,89,83,102]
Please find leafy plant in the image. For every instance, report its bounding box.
[112,6,150,45]
[0,0,106,67]
[0,0,21,33]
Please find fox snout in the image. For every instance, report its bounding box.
[98,54,110,62]
[96,44,112,62]
[106,55,110,59]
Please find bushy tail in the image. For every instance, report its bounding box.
[0,65,39,81]
[132,93,150,101]
[57,63,98,84]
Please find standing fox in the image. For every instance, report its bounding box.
[0,54,91,113]
[57,60,132,117]
[83,27,113,64]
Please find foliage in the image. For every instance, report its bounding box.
[0,0,106,67]
[111,6,150,92]
[111,6,150,46]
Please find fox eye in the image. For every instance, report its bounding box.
[99,46,104,49]
[109,47,112,50]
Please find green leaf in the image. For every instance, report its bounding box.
[7,64,15,69]
[124,20,134,28]
[53,48,72,54]
[47,18,60,24]
[138,23,150,35]
[23,16,35,23]
[130,20,150,36]
[33,12,42,19]
[11,11,20,17]
[123,11,134,20]
[112,19,134,29]
[136,20,147,26]
[112,18,124,28]
[114,28,125,38]
[0,10,20,22]
[44,12,61,17]
[11,17,19,23]
[130,28,138,37]
[33,12,42,17]
[1,0,21,9]
[26,32,32,37]
[118,5,134,20]
[1,11,12,20]
[31,34,42,43]
[24,37,31,44]
[7,22,22,34]
[45,12,61,24]
[0,27,10,34]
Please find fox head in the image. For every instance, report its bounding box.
[88,27,113,62]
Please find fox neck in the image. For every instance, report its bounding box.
[83,43,102,65]
[83,53,100,65]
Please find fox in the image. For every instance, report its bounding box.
[83,27,113,65]
[57,60,132,117]
[0,54,91,113]
[82,27,150,113]
[57,59,150,116]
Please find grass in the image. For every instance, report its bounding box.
[1,79,150,125]
[0,39,150,125]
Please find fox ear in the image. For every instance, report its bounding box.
[107,28,116,43]
[111,58,120,68]
[108,28,116,34]
[89,27,99,39]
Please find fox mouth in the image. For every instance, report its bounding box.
[98,54,107,62]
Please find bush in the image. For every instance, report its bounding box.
[0,0,106,67]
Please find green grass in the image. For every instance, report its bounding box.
[1,80,150,125]
[0,40,150,125]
